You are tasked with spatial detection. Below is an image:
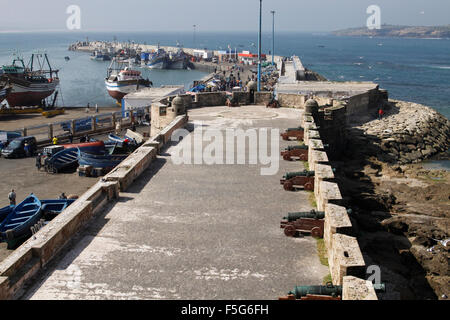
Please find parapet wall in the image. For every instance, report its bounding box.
[302,104,378,300]
[0,115,189,300]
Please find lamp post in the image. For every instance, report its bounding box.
[271,10,275,66]
[193,25,197,49]
[257,0,262,92]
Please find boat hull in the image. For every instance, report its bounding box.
[0,194,42,245]
[78,149,128,169]
[6,78,59,107]
[106,79,152,102]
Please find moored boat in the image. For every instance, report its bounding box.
[105,58,153,102]
[2,54,60,108]
[0,194,42,245]
[0,205,14,224]
[41,199,75,216]
[90,50,111,61]
[43,141,106,173]
[77,148,128,169]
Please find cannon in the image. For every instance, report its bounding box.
[280,170,315,191]
[280,127,304,141]
[266,98,280,109]
[279,283,386,300]
[281,217,324,238]
[280,144,308,161]
[282,210,325,223]
[226,97,240,108]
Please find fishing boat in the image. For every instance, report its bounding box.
[62,140,105,153]
[2,53,60,108]
[146,47,169,69]
[90,50,111,61]
[105,58,153,102]
[0,205,14,224]
[77,148,128,169]
[0,194,42,245]
[41,199,75,216]
[44,147,79,173]
[168,49,188,70]
[44,141,105,173]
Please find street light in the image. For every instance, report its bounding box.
[193,25,197,49]
[271,11,275,66]
[257,0,262,92]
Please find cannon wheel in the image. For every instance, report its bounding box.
[311,227,323,238]
[283,154,292,161]
[283,181,294,191]
[284,225,297,237]
[281,134,289,141]
[304,182,314,191]
[299,153,308,161]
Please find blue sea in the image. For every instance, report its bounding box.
[0,31,449,119]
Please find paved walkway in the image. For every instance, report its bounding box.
[23,106,328,300]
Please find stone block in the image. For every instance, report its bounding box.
[329,234,366,285]
[342,276,378,300]
[324,204,353,253]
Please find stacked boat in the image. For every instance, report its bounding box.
[0,194,75,249]
[43,141,106,173]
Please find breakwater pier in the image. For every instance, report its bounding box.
[0,45,448,300]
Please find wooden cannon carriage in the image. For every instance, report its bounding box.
[280,127,304,141]
[280,145,308,161]
[280,171,315,191]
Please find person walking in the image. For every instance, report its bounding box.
[378,108,384,120]
[95,104,99,113]
[52,136,58,145]
[8,189,16,206]
[24,142,30,157]
[36,153,42,171]
[59,193,67,200]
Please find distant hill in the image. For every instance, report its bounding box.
[333,25,450,38]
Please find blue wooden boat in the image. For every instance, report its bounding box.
[0,194,42,243]
[0,205,14,224]
[44,147,79,173]
[44,141,106,173]
[77,148,128,169]
[41,199,76,215]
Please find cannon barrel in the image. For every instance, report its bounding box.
[283,171,315,180]
[288,283,386,299]
[284,210,325,221]
[286,127,304,132]
[285,145,308,151]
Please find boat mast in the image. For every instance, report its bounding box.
[44,53,53,78]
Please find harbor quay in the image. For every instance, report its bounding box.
[0,42,448,300]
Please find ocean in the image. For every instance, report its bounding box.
[0,31,449,119]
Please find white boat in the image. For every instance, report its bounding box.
[105,59,153,102]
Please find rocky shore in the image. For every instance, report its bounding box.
[333,100,449,300]
[351,100,450,165]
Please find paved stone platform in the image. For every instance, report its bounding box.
[22,106,328,300]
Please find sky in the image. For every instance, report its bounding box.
[0,0,449,33]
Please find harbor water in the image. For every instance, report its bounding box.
[0,31,449,119]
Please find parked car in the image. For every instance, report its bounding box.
[1,136,37,158]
